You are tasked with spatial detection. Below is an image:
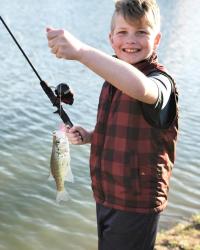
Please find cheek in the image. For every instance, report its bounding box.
[111,38,122,51]
[111,36,121,48]
[141,38,154,51]
[112,43,119,51]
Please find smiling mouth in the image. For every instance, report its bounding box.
[122,48,140,53]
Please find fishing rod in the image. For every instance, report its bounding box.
[0,16,74,127]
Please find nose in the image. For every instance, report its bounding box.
[126,33,137,44]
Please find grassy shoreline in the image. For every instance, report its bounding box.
[155,214,200,250]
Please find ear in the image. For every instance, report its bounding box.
[153,32,161,50]
[109,32,114,48]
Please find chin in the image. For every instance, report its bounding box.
[124,58,140,65]
[119,54,143,65]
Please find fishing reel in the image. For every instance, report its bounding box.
[55,83,74,105]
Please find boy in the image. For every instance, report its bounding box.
[46,0,178,249]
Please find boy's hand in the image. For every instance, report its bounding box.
[46,27,84,61]
[65,126,92,145]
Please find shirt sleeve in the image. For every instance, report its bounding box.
[141,72,172,128]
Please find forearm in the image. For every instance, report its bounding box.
[79,45,158,104]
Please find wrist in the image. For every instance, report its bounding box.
[78,44,92,64]
[85,130,93,144]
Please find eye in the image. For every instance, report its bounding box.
[137,30,149,35]
[138,30,147,34]
[116,30,127,35]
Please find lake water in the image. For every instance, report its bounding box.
[0,0,199,249]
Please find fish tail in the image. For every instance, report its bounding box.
[56,189,70,204]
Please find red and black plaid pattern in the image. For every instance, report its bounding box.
[90,53,178,213]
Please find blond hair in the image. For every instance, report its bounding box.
[111,0,160,32]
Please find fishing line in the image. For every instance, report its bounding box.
[0,16,42,82]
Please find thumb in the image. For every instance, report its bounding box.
[69,126,81,133]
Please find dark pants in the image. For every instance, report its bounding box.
[96,204,160,250]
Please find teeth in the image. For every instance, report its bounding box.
[123,48,139,53]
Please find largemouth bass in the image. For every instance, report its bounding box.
[49,130,74,203]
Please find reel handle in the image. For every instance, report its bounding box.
[55,83,74,105]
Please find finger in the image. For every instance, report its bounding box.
[47,28,64,40]
[67,131,82,144]
[56,51,63,59]
[69,126,81,133]
[68,137,79,145]
[46,27,57,40]
[48,38,57,48]
[66,126,84,143]
[64,125,71,133]
[66,131,77,140]
[51,45,58,54]
[46,27,53,32]
[71,136,83,145]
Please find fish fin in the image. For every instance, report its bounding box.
[48,172,54,181]
[56,189,70,204]
[65,165,74,183]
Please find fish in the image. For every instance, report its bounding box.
[49,130,74,203]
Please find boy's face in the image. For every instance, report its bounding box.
[109,14,161,64]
